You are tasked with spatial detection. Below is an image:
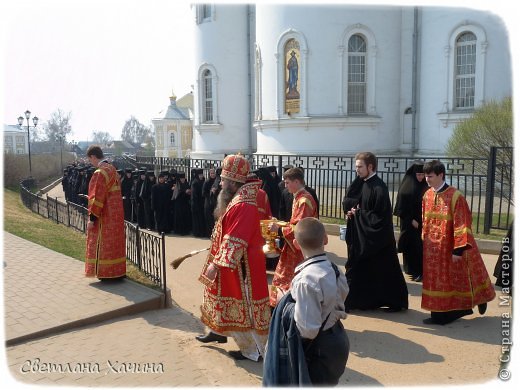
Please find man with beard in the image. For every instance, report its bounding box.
[202,168,217,237]
[173,172,192,235]
[342,152,408,312]
[196,154,271,362]
[151,171,172,233]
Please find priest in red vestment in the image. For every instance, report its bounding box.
[85,145,126,279]
[196,154,271,361]
[268,168,318,306]
[422,160,495,325]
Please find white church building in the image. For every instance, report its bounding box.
[189,4,512,159]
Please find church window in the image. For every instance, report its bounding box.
[347,34,367,114]
[196,4,214,24]
[170,132,175,146]
[203,69,213,123]
[455,32,476,109]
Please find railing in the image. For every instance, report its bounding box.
[19,185,167,299]
[137,149,514,234]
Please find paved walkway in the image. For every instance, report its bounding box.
[2,195,513,387]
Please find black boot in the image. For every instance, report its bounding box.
[195,332,227,343]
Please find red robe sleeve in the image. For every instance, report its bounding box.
[212,203,260,270]
[451,190,473,250]
[88,168,109,219]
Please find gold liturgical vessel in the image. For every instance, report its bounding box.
[260,219,289,258]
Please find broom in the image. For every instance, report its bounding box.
[170,248,210,269]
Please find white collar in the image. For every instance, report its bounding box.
[364,172,377,181]
[433,181,446,192]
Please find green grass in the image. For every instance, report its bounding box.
[3,188,160,291]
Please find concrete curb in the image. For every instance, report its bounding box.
[5,278,164,347]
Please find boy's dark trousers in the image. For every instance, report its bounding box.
[302,321,349,385]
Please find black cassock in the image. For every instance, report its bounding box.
[342,175,408,311]
[134,179,146,227]
[191,177,206,237]
[202,176,216,237]
[151,182,172,233]
[121,176,134,222]
[393,166,428,278]
[173,181,192,235]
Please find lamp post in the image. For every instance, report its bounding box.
[17,110,38,177]
[58,135,64,171]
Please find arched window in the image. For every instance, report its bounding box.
[347,34,367,114]
[202,69,213,123]
[454,32,476,109]
[339,24,377,116]
[197,64,219,129]
[170,132,175,146]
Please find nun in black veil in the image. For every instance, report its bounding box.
[393,161,429,282]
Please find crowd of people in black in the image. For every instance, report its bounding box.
[61,162,320,239]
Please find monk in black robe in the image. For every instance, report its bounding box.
[191,169,206,237]
[140,171,156,230]
[134,170,146,226]
[151,171,172,233]
[393,162,428,281]
[342,152,408,311]
[202,168,217,237]
[121,168,134,221]
[173,172,192,235]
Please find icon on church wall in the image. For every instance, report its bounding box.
[285,39,300,114]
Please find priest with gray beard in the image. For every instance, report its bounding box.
[196,154,271,362]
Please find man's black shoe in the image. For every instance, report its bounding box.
[478,303,487,315]
[195,332,227,344]
[422,317,443,325]
[227,350,247,360]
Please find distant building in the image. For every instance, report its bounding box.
[152,93,194,158]
[3,124,28,155]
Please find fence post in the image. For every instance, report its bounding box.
[55,197,59,224]
[136,225,142,269]
[161,232,167,306]
[67,202,71,227]
[483,146,497,235]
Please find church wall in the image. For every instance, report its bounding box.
[192,4,251,157]
[255,4,405,155]
[416,7,512,155]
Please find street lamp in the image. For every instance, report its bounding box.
[17,110,38,177]
[58,135,64,171]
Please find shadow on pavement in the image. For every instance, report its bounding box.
[347,308,502,345]
[348,328,444,364]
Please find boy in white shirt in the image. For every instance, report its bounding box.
[291,217,350,385]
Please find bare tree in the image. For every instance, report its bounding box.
[121,116,152,145]
[44,109,73,143]
[91,131,113,145]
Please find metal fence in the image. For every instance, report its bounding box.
[19,185,167,298]
[136,147,513,234]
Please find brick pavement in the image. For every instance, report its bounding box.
[3,232,163,345]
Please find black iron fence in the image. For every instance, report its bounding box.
[19,185,167,298]
[137,147,513,234]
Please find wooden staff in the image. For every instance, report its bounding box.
[170,248,210,269]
